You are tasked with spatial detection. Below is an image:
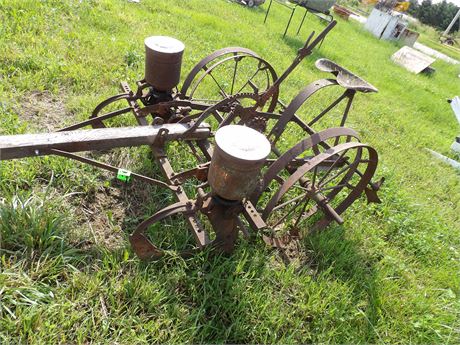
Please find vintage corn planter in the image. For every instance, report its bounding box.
[0,21,383,259]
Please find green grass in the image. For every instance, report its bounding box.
[409,20,460,60]
[418,34,460,61]
[1,0,460,343]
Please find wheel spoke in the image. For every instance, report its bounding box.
[312,144,320,155]
[318,162,352,189]
[271,195,306,228]
[184,51,278,112]
[208,71,229,98]
[317,148,350,187]
[213,110,225,122]
[272,193,307,212]
[273,174,285,185]
[230,58,239,95]
[235,67,263,94]
[319,151,364,189]
[319,182,349,192]
[294,196,312,228]
[311,166,319,187]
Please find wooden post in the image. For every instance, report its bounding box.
[0,123,210,160]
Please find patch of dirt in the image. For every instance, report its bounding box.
[71,177,160,251]
[16,91,68,131]
[72,186,127,251]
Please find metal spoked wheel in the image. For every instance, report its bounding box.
[268,80,355,145]
[58,93,138,132]
[173,93,278,167]
[129,200,205,260]
[254,127,378,235]
[181,47,279,112]
[129,195,243,260]
[182,92,281,139]
[88,93,139,129]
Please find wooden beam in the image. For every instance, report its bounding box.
[0,123,211,160]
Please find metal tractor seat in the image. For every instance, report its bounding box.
[315,58,378,93]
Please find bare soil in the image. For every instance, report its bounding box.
[73,185,127,250]
[16,91,69,131]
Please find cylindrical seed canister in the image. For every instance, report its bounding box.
[208,125,271,201]
[144,36,185,91]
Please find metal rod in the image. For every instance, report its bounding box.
[284,6,297,38]
[296,9,308,36]
[308,92,349,127]
[265,21,337,101]
[50,149,177,191]
[58,107,133,132]
[264,0,273,23]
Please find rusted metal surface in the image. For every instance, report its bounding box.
[0,21,383,260]
[333,4,355,20]
[130,200,201,259]
[144,36,185,91]
[257,127,361,200]
[208,125,271,200]
[262,142,378,223]
[205,197,241,254]
[181,47,279,112]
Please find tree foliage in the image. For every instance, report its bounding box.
[408,0,460,32]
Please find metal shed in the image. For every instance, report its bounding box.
[365,8,408,40]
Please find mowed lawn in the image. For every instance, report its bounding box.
[0,0,459,343]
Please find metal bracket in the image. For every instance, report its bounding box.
[152,128,170,147]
